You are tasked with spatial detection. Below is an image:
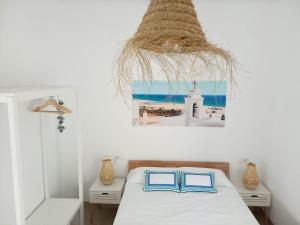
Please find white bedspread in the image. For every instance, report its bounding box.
[113,183,259,225]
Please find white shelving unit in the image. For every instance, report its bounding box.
[0,86,84,225]
[26,198,82,225]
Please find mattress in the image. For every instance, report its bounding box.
[113,183,259,225]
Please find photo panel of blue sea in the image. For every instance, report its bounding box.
[132,80,227,107]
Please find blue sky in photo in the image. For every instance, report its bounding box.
[132,80,227,96]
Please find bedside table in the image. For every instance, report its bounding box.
[233,180,271,224]
[89,178,125,224]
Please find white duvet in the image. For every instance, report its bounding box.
[113,167,259,225]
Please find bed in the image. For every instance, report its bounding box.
[113,160,259,225]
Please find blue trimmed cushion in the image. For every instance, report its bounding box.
[144,170,180,192]
[180,172,217,193]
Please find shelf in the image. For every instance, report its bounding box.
[0,86,77,102]
[26,198,81,225]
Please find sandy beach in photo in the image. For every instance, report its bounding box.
[133,100,226,127]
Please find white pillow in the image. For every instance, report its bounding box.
[127,167,179,184]
[144,170,181,192]
[180,167,233,187]
[180,171,217,193]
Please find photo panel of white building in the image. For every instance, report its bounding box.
[132,80,227,127]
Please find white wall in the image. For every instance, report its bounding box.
[0,104,17,225]
[18,101,45,218]
[39,93,79,199]
[260,3,300,224]
[0,1,299,225]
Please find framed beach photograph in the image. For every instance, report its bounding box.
[132,80,227,127]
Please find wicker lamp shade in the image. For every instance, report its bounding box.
[115,0,235,96]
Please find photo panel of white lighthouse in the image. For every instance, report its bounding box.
[132,80,227,127]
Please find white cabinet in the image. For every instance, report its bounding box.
[89,178,125,224]
[233,180,271,207]
[233,180,271,225]
[89,178,125,205]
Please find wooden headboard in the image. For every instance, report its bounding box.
[128,160,230,178]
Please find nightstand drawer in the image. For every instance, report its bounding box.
[89,191,121,204]
[89,178,125,205]
[241,193,271,207]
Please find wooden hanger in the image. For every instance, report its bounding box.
[32,99,72,114]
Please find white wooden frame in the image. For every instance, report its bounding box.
[0,86,84,225]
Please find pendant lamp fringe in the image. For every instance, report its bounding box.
[115,0,235,99]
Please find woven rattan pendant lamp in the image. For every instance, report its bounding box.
[115,0,235,96]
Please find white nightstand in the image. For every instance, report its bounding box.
[233,180,271,224]
[89,178,125,224]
